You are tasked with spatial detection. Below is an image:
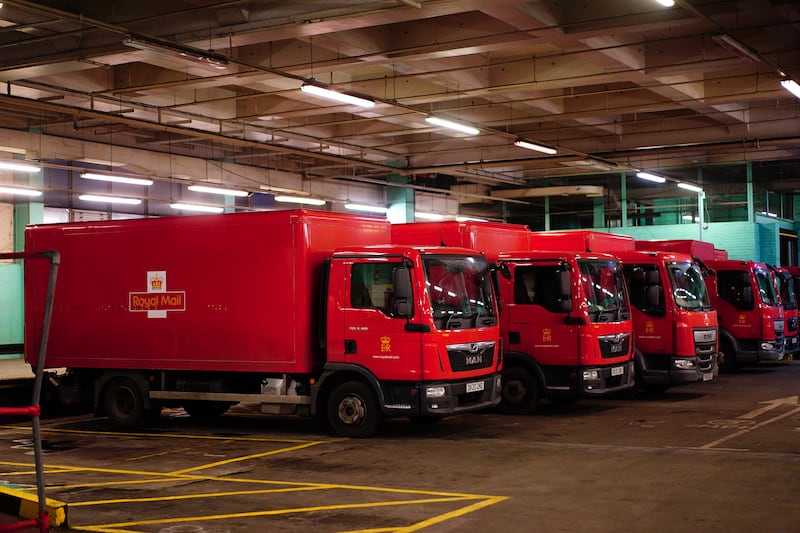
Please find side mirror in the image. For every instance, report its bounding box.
[645,285,662,308]
[741,285,753,308]
[498,261,511,280]
[392,266,414,318]
[557,269,571,298]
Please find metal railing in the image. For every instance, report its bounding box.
[0,250,60,533]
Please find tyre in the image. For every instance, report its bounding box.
[183,401,234,419]
[103,376,149,427]
[498,366,539,414]
[326,381,383,438]
[718,339,738,373]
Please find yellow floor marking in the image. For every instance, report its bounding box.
[0,424,341,444]
[393,495,509,532]
[700,406,800,449]
[125,448,191,461]
[72,495,476,531]
[4,432,508,532]
[69,485,327,506]
[168,440,328,474]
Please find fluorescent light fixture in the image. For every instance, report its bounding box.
[300,83,375,108]
[274,195,326,206]
[170,203,225,213]
[759,211,778,217]
[415,211,444,221]
[456,216,488,222]
[81,172,154,186]
[425,116,480,136]
[780,79,800,99]
[0,185,42,196]
[188,184,248,197]
[123,35,229,69]
[711,33,761,64]
[636,171,667,184]
[514,139,557,155]
[0,161,41,172]
[79,194,142,205]
[655,0,674,6]
[345,203,388,214]
[677,182,703,193]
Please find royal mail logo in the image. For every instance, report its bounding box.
[129,270,186,318]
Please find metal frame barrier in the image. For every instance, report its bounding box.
[0,250,60,533]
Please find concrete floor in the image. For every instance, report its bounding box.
[1,362,799,532]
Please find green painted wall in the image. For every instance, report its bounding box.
[600,221,759,260]
[0,263,23,359]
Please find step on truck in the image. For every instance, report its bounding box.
[392,221,635,414]
[636,239,784,372]
[530,232,719,392]
[24,209,502,437]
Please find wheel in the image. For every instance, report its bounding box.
[183,401,234,419]
[498,366,539,415]
[326,381,383,438]
[103,376,149,427]
[718,340,738,373]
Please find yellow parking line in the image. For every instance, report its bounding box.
[393,495,509,532]
[125,448,191,461]
[69,485,328,506]
[73,495,477,531]
[168,440,328,474]
[0,425,341,444]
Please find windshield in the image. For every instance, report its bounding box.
[667,261,712,310]
[423,254,497,330]
[775,271,796,310]
[755,268,780,307]
[578,259,629,323]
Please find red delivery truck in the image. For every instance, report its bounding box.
[636,239,784,372]
[767,265,799,357]
[531,232,718,391]
[24,210,502,437]
[392,222,634,413]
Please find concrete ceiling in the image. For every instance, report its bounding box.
[0,0,798,215]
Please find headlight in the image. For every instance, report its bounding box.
[425,386,446,398]
[674,359,695,369]
[582,370,600,380]
[760,342,775,351]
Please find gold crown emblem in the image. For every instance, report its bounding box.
[150,275,163,290]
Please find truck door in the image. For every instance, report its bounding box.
[341,258,423,381]
[507,262,580,365]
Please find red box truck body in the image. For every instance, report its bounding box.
[636,239,784,371]
[392,222,635,413]
[532,231,719,390]
[25,210,502,437]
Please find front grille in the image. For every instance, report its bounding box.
[447,341,495,372]
[598,333,630,359]
[774,319,785,342]
[693,328,717,372]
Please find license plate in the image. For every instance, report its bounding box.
[611,366,624,377]
[466,381,485,393]
[702,372,714,381]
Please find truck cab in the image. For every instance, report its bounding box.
[637,240,784,371]
[767,265,798,357]
[392,221,634,413]
[495,250,634,411]
[614,250,718,390]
